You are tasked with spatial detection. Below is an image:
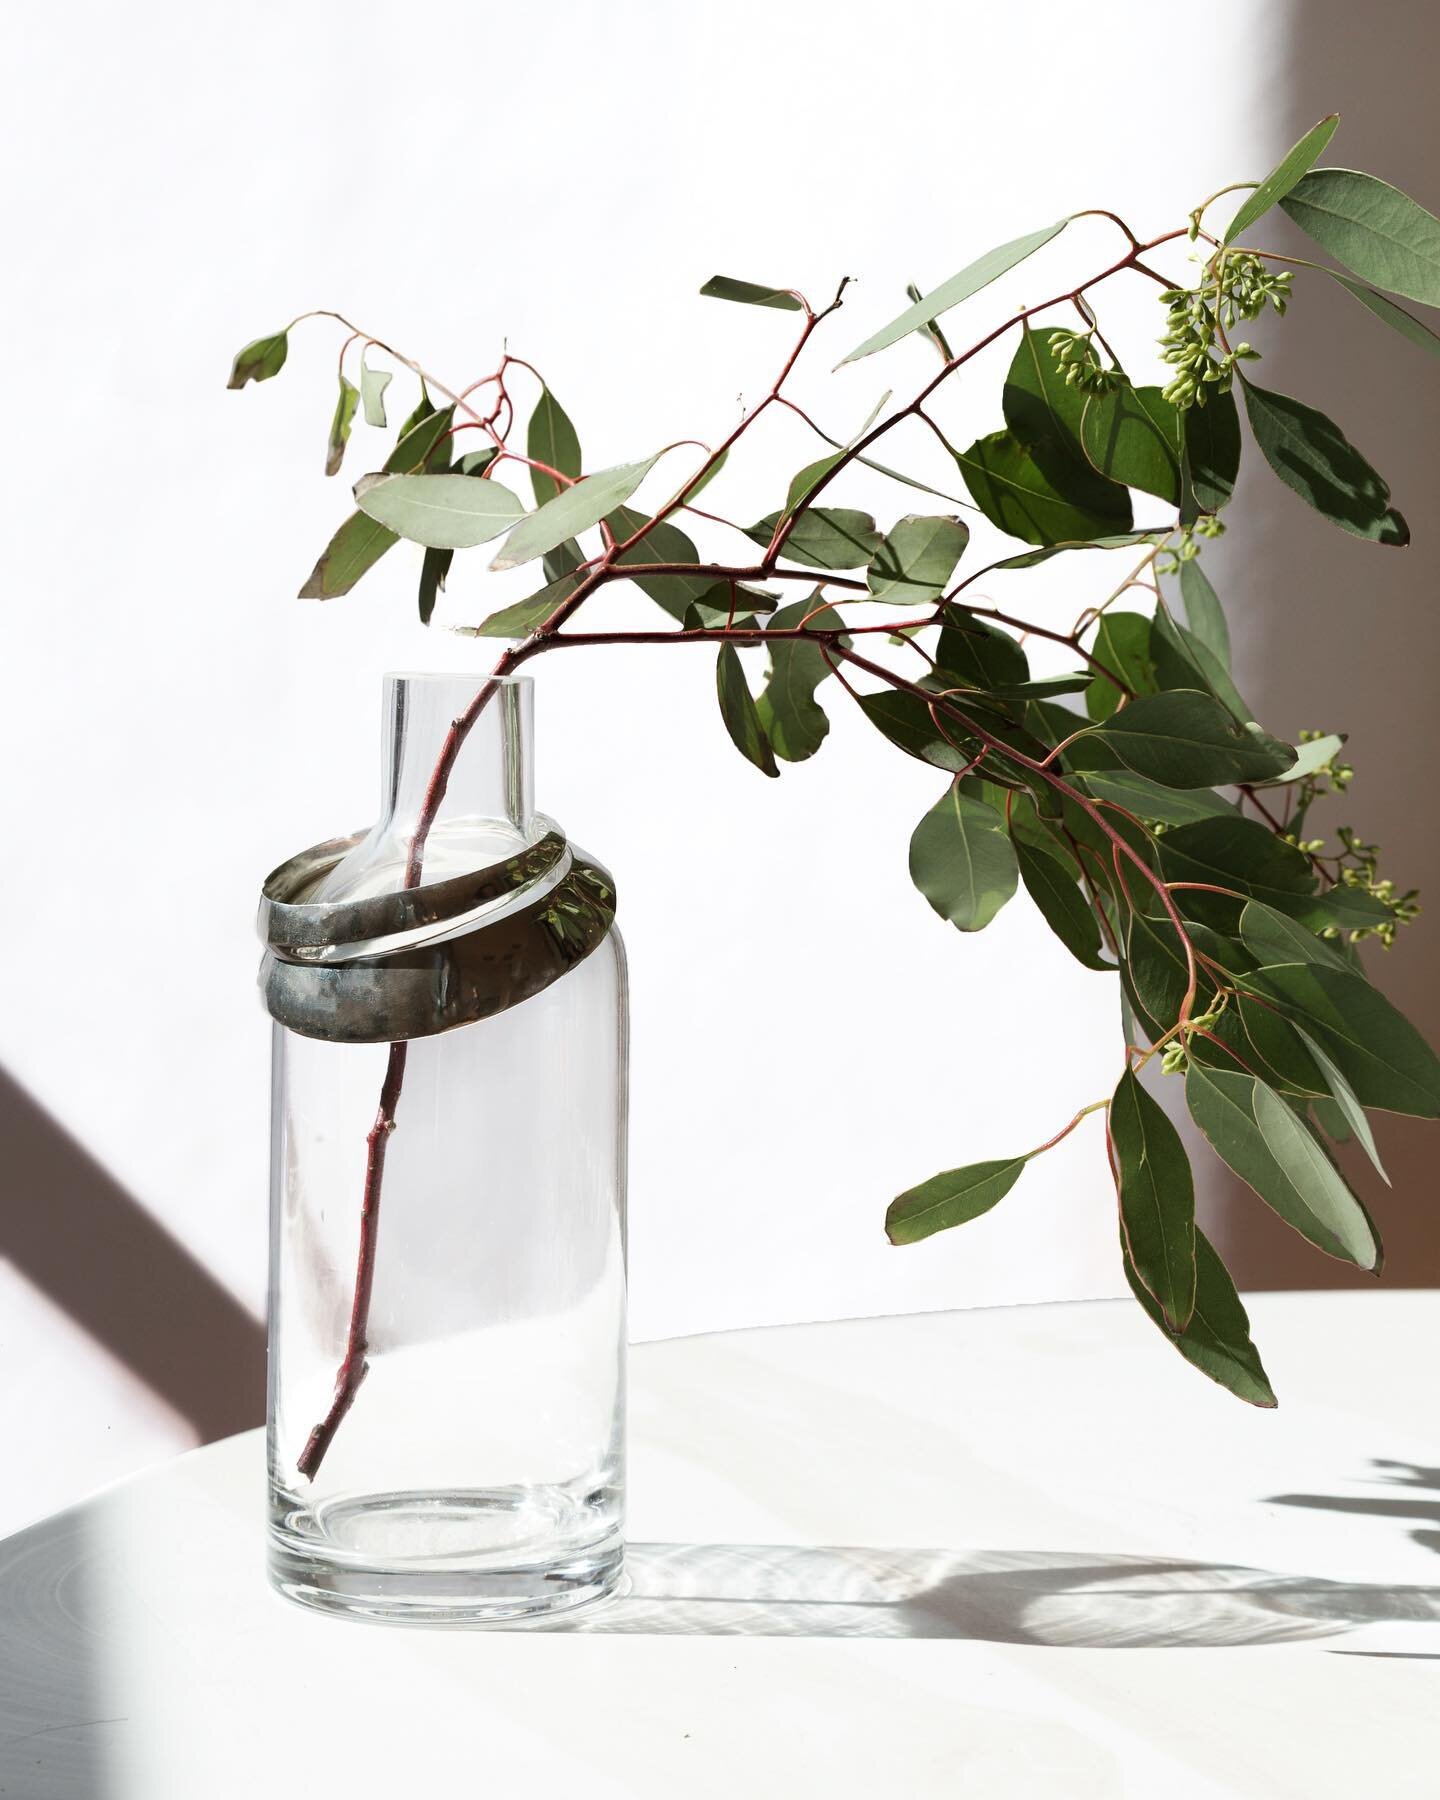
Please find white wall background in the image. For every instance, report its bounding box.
[0,0,1371,1534]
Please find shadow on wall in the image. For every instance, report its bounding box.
[0,1066,264,1443]
[1201,4,1440,1287]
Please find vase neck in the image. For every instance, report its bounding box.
[380,672,534,841]
[310,672,537,904]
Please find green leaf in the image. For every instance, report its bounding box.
[744,508,882,570]
[1243,960,1440,1117]
[1177,560,1230,667]
[227,330,288,389]
[354,470,526,549]
[715,643,778,777]
[1003,329,1133,526]
[418,547,450,626]
[1079,383,1183,505]
[360,359,391,429]
[936,608,1029,688]
[1016,837,1108,970]
[1326,271,1440,359]
[1149,601,1252,726]
[990,532,1162,571]
[1281,167,1440,306]
[755,597,844,763]
[491,455,662,571]
[1185,1064,1380,1268]
[956,430,1130,548]
[699,275,802,310]
[1124,1227,1276,1407]
[784,452,845,515]
[1238,899,1351,972]
[858,690,973,772]
[1240,378,1408,544]
[298,513,399,602]
[886,1157,1027,1245]
[867,514,970,602]
[1082,769,1235,827]
[1292,1024,1389,1183]
[1155,815,1315,923]
[1111,1068,1197,1329]
[908,786,1019,932]
[840,220,1067,365]
[1225,114,1340,241]
[677,446,729,506]
[604,504,714,620]
[297,406,458,599]
[325,374,360,477]
[1254,731,1344,787]
[1088,690,1295,787]
[528,386,582,507]
[460,573,575,640]
[1085,612,1156,722]
[1182,388,1242,516]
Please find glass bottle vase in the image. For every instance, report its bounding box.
[260,672,627,1623]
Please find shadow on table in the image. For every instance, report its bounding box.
[567,1539,1440,1646]
[1267,1460,1440,1559]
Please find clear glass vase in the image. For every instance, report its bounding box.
[260,672,628,1623]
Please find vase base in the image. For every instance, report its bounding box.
[268,1484,625,1626]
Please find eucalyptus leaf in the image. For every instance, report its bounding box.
[1243,960,1440,1117]
[1004,328,1133,525]
[755,597,844,763]
[744,507,882,570]
[840,220,1067,365]
[936,608,1029,689]
[227,330,288,389]
[1177,560,1230,667]
[1155,814,1316,922]
[355,470,526,549]
[1225,114,1340,241]
[700,275,802,310]
[1111,1068,1197,1329]
[1079,383,1183,505]
[858,690,975,772]
[990,532,1161,571]
[785,452,845,515]
[715,643,779,777]
[1292,1023,1389,1183]
[360,360,392,429]
[1087,690,1295,787]
[1238,899,1352,971]
[326,374,360,477]
[1254,731,1344,787]
[1182,388,1242,515]
[1150,602,1252,726]
[1124,1227,1276,1407]
[605,504,714,619]
[458,573,576,639]
[1185,1064,1380,1268]
[1016,838,1109,970]
[491,455,662,570]
[909,786,1019,932]
[528,386,582,507]
[1281,167,1440,306]
[1085,612,1156,722]
[418,547,451,626]
[1082,769,1235,827]
[1326,271,1440,360]
[886,1157,1027,1245]
[867,514,970,602]
[956,430,1131,548]
[1240,378,1408,544]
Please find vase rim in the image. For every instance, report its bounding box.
[384,668,532,688]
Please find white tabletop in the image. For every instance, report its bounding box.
[2,1293,1437,1798]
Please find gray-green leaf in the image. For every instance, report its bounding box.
[744,507,882,570]
[886,1157,1027,1245]
[755,598,843,763]
[1225,115,1339,242]
[491,455,662,570]
[1177,560,1230,667]
[1240,377,1408,544]
[840,221,1067,365]
[1110,1068,1197,1329]
[715,643,779,777]
[227,330,288,389]
[355,470,526,548]
[908,786,1019,931]
[699,275,802,310]
[1016,837,1108,970]
[326,374,360,477]
[867,514,970,602]
[1185,1063,1380,1268]
[1281,166,1440,306]
[458,573,576,640]
[1124,1227,1276,1407]
[528,386,582,507]
[1087,690,1295,787]
[360,360,392,429]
